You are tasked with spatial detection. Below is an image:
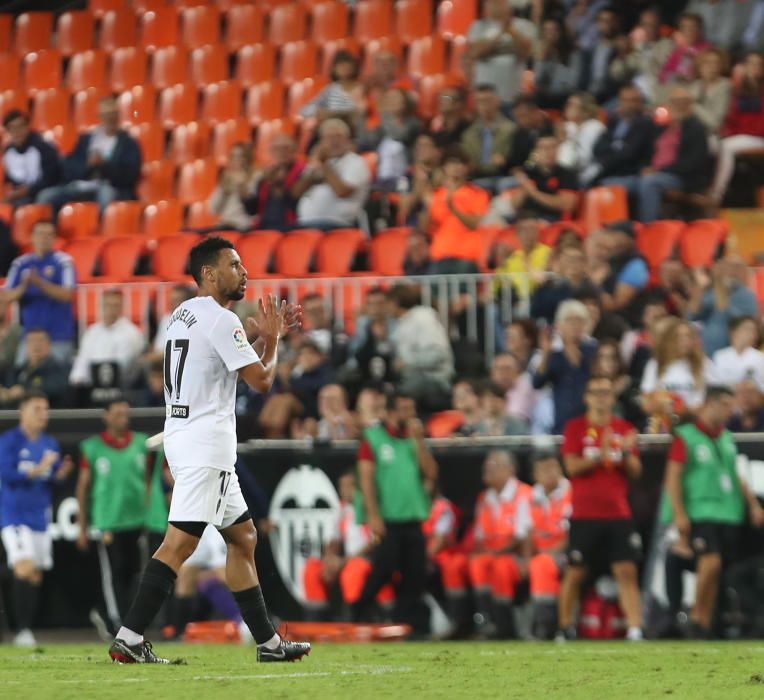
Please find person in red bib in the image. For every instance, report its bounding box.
[558,374,644,642]
[527,451,571,639]
[303,472,394,619]
[466,450,532,638]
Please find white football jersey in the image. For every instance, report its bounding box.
[162,296,259,471]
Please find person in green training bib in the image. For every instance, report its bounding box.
[352,392,438,635]
[663,385,764,638]
[75,398,151,635]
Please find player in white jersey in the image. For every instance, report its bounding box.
[109,237,310,664]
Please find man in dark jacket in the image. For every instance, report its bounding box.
[2,111,60,208]
[36,96,141,215]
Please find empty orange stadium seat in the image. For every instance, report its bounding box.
[43,124,78,155]
[636,220,685,269]
[159,83,199,129]
[151,46,189,90]
[212,118,251,166]
[280,40,319,85]
[679,219,729,268]
[66,49,108,93]
[0,15,10,54]
[437,0,477,38]
[224,5,265,51]
[311,2,349,42]
[540,221,585,247]
[408,36,446,78]
[139,160,177,201]
[190,44,228,86]
[269,4,307,46]
[201,80,242,125]
[15,12,53,55]
[152,234,200,278]
[31,89,70,131]
[102,201,143,237]
[181,5,221,49]
[316,229,364,274]
[275,230,321,276]
[186,201,220,229]
[56,11,94,57]
[57,203,100,240]
[417,73,456,120]
[254,119,295,165]
[395,0,433,44]
[369,228,409,275]
[65,237,105,282]
[236,43,276,87]
[99,10,137,52]
[89,0,125,19]
[129,122,165,163]
[177,158,218,204]
[448,34,469,79]
[141,8,180,52]
[216,0,250,9]
[110,47,148,93]
[23,50,63,95]
[170,121,213,164]
[144,199,184,238]
[427,410,464,438]
[118,85,157,127]
[73,88,102,132]
[581,186,628,233]
[0,54,20,91]
[133,0,166,14]
[13,204,53,247]
[100,236,145,279]
[212,230,242,248]
[245,80,286,125]
[354,1,393,43]
[173,0,209,8]
[320,38,361,75]
[287,78,328,119]
[0,89,26,117]
[236,231,281,276]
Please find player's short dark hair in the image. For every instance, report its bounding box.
[706,385,734,402]
[20,389,49,406]
[189,236,235,285]
[3,109,28,128]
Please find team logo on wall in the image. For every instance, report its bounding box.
[268,464,340,604]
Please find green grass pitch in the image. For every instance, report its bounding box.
[4,641,764,700]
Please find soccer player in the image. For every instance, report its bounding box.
[108,237,309,664]
[558,374,644,642]
[0,390,72,647]
[76,398,150,635]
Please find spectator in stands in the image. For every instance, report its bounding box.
[686,0,755,53]
[142,359,165,408]
[508,97,555,172]
[466,0,536,110]
[432,86,471,149]
[37,96,141,215]
[556,92,606,176]
[423,147,490,275]
[688,48,732,136]
[579,6,627,105]
[69,289,145,400]
[402,231,432,276]
[451,380,482,436]
[356,386,386,429]
[353,315,396,391]
[507,135,579,222]
[640,317,719,425]
[493,210,551,302]
[712,316,764,391]
[575,289,630,344]
[460,84,516,192]
[349,287,394,357]
[586,85,655,188]
[728,378,764,432]
[533,299,597,433]
[623,296,669,389]
[287,339,336,422]
[249,135,305,232]
[363,50,414,128]
[389,284,454,412]
[3,220,75,363]
[207,142,258,231]
[534,17,583,110]
[300,50,365,123]
[490,352,535,428]
[358,88,421,191]
[300,293,348,367]
[657,13,710,94]
[0,329,68,408]
[299,383,358,441]
[709,51,764,205]
[294,119,372,230]
[743,0,764,52]
[688,257,759,356]
[663,385,764,638]
[0,300,20,377]
[599,221,649,327]
[656,258,697,317]
[399,134,443,227]
[503,319,538,369]
[476,380,530,437]
[566,0,612,53]
[2,111,60,208]
[591,338,632,417]
[148,284,196,365]
[558,374,644,642]
[531,243,599,325]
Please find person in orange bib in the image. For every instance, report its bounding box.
[467,449,532,639]
[527,451,572,639]
[303,472,394,620]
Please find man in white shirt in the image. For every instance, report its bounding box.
[109,237,309,664]
[294,119,371,230]
[712,316,764,392]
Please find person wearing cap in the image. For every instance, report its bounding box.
[599,221,650,328]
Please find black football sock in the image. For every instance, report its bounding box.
[122,558,177,636]
[13,577,39,631]
[232,585,276,645]
[172,595,195,638]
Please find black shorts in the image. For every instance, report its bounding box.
[568,519,642,568]
[690,521,741,560]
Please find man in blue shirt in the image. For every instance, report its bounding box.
[0,390,71,647]
[600,221,650,327]
[3,220,76,363]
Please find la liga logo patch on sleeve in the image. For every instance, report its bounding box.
[232,327,249,352]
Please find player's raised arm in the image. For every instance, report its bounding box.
[238,295,290,393]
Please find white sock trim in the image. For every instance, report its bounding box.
[259,632,281,650]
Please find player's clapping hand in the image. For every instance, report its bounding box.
[246,294,289,340]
